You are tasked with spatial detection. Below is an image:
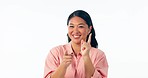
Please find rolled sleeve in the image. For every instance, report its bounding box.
[91,69,102,78]
[91,51,108,78]
[44,48,60,78]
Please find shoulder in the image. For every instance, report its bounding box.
[51,43,69,50]
[91,47,104,54]
[90,47,106,57]
[49,43,69,55]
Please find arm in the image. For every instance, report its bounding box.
[50,53,73,78]
[82,50,108,78]
[81,34,95,77]
[44,48,73,78]
[81,34,108,78]
[50,63,67,78]
[83,55,95,78]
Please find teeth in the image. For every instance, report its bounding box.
[74,35,80,38]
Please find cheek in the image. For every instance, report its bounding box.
[81,29,89,35]
[68,29,72,34]
[81,30,90,39]
[68,29,72,37]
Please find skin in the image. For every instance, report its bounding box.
[50,16,95,78]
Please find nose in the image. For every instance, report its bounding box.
[73,27,79,33]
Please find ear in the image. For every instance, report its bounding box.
[88,26,92,34]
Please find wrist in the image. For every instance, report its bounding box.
[82,54,90,61]
[60,62,69,69]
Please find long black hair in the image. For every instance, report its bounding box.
[67,10,98,48]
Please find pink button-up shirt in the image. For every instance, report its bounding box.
[44,42,108,78]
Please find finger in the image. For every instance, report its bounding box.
[65,51,68,55]
[64,55,73,59]
[87,33,92,44]
[81,39,84,45]
[66,59,72,62]
[63,58,72,64]
[82,47,86,51]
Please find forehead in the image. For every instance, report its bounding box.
[69,16,86,24]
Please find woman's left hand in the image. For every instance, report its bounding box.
[81,33,92,57]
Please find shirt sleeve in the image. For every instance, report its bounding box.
[44,48,60,78]
[92,52,108,78]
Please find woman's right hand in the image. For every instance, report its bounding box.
[61,51,73,68]
[50,51,73,78]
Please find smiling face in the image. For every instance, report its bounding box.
[67,16,92,44]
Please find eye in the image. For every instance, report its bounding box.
[78,25,84,28]
[69,25,74,28]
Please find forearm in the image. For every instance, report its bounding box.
[83,55,95,78]
[50,64,67,78]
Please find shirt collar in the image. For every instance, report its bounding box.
[66,42,74,54]
[67,41,82,56]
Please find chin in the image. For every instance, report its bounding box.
[72,40,81,44]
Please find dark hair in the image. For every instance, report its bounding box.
[67,10,98,48]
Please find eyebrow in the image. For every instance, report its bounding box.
[69,23,74,25]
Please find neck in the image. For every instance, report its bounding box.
[71,42,81,55]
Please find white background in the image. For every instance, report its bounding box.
[0,0,148,78]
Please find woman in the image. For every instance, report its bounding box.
[44,10,108,78]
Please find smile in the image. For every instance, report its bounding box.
[73,35,81,39]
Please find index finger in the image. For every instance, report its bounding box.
[87,33,92,44]
[65,51,68,55]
